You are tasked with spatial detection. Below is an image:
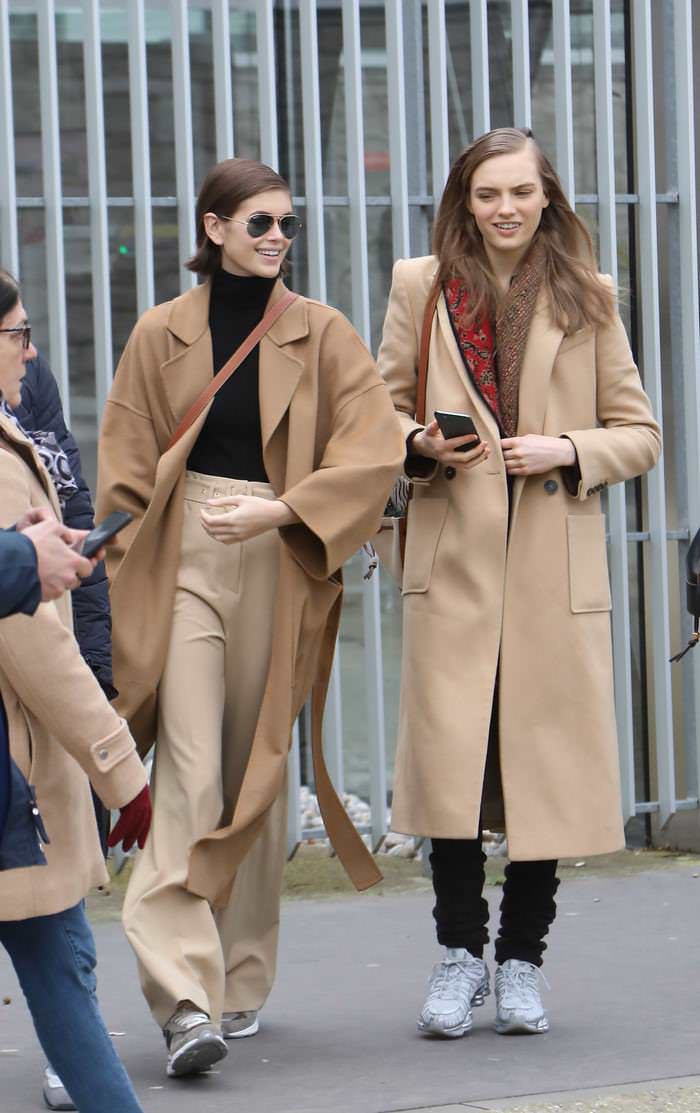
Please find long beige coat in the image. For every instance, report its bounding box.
[378,256,661,859]
[96,280,404,907]
[0,417,147,921]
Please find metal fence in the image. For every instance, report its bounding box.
[1,0,699,852]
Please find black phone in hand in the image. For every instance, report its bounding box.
[433,410,481,452]
[82,511,133,558]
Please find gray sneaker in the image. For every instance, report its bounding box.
[42,1067,76,1111]
[163,1001,228,1077]
[494,958,549,1034]
[418,948,490,1038]
[221,1010,259,1039]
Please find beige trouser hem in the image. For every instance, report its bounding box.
[123,473,288,1028]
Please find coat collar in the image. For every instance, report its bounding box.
[165,277,310,348]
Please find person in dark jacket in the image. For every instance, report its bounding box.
[15,352,117,700]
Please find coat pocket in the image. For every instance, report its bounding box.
[402,498,448,595]
[566,514,612,613]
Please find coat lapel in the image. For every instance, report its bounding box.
[259,288,308,456]
[156,277,308,466]
[435,297,503,443]
[515,291,564,436]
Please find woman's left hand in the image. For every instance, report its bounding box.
[500,434,576,476]
[200,495,298,544]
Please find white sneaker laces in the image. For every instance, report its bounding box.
[499,961,549,1007]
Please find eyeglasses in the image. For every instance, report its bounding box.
[217,212,303,240]
[0,324,31,349]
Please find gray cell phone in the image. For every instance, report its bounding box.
[433,410,481,453]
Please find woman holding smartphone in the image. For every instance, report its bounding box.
[97,158,403,1078]
[0,268,150,1113]
[377,128,661,1039]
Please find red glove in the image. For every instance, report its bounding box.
[107,784,152,851]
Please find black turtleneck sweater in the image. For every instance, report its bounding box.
[187,268,276,481]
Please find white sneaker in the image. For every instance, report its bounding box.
[494,958,549,1034]
[418,948,490,1038]
[42,1067,76,1111]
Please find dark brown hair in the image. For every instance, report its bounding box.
[432,128,615,333]
[186,158,292,276]
[0,268,20,325]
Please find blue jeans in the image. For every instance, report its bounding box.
[0,902,143,1113]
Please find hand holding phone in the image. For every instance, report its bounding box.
[81,510,133,558]
[433,410,481,453]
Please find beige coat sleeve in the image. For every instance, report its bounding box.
[562,299,662,499]
[376,259,439,482]
[0,453,147,809]
[96,312,163,577]
[279,313,405,579]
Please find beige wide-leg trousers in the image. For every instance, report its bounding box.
[123,472,288,1028]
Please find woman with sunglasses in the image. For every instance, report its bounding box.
[97,157,403,1078]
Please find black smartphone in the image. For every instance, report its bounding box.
[81,510,133,558]
[433,410,481,453]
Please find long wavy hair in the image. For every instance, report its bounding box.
[432,128,615,333]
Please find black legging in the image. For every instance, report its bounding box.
[429,836,559,967]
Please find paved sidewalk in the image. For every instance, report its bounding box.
[0,861,698,1113]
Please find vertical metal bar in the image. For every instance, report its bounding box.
[672,0,700,798]
[0,0,19,277]
[323,647,345,798]
[404,0,429,257]
[385,0,411,261]
[83,0,113,420]
[37,0,70,417]
[299,0,327,301]
[427,0,450,197]
[128,0,155,314]
[593,0,636,822]
[361,551,387,851]
[341,0,371,344]
[257,0,279,169]
[511,0,531,129]
[287,720,302,857]
[171,0,196,292]
[632,0,676,825]
[212,0,234,161]
[470,0,491,136]
[552,0,575,205]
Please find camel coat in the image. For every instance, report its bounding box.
[96,280,404,907]
[378,256,661,860]
[0,417,147,921]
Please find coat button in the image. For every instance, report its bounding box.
[98,749,109,761]
[543,479,558,494]
[445,466,456,480]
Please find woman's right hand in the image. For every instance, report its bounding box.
[411,419,490,471]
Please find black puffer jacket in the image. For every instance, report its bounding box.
[15,352,117,699]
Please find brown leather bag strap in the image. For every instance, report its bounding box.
[166,289,298,452]
[415,279,441,425]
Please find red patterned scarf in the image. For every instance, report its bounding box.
[444,241,546,437]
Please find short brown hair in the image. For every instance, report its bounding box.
[186,158,291,276]
[433,128,615,333]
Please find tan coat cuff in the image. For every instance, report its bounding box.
[88,720,148,809]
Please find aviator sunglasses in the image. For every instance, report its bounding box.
[216,212,303,240]
[0,323,32,349]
